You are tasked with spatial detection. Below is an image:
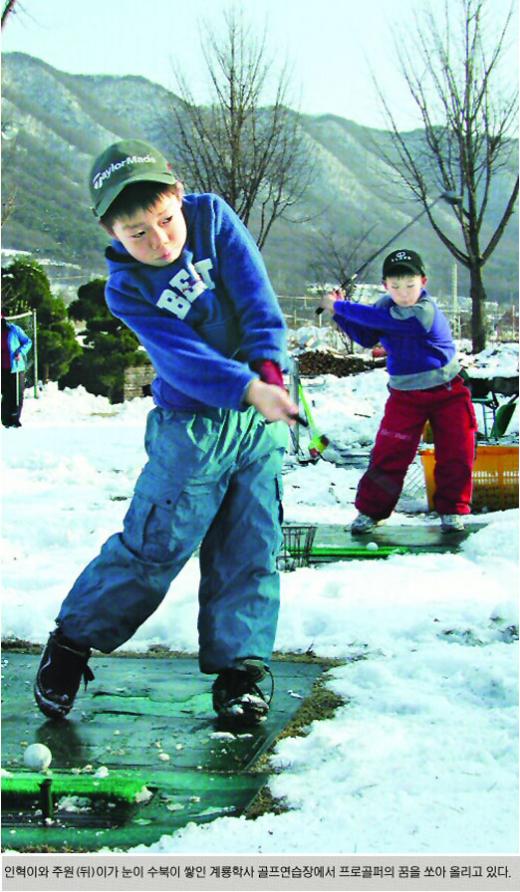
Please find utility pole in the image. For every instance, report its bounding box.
[32,309,39,398]
[451,263,461,339]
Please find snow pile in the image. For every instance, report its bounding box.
[461,342,519,379]
[288,324,348,353]
[296,369,390,449]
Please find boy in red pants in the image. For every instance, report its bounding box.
[318,249,477,533]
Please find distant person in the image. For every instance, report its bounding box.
[34,139,299,727]
[318,249,476,534]
[1,312,32,428]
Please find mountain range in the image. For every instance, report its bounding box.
[1,51,518,305]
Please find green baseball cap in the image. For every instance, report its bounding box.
[89,139,178,218]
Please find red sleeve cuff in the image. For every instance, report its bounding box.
[251,359,285,388]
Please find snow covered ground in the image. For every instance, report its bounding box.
[1,344,518,855]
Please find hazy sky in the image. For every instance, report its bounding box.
[2,0,518,129]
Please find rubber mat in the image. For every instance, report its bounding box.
[1,653,324,851]
[308,522,485,560]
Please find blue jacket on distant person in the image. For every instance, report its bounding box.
[3,320,32,373]
[104,192,288,412]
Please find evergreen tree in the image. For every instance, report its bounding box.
[62,279,149,402]
[1,258,81,382]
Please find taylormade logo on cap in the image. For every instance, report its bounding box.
[89,139,178,217]
[92,153,156,191]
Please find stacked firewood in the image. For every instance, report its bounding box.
[294,349,386,377]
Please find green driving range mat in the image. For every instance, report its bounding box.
[288,522,486,563]
[1,653,324,851]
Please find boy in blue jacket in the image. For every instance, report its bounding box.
[35,139,299,727]
[318,249,476,534]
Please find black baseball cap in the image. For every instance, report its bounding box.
[89,139,178,218]
[382,249,426,278]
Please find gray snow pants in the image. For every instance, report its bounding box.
[57,406,287,673]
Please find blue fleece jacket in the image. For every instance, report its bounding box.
[2,321,32,373]
[104,193,287,411]
[332,291,460,390]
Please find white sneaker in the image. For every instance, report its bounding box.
[351,513,380,535]
[440,514,465,533]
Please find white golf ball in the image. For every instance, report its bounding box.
[23,743,52,771]
[366,541,379,551]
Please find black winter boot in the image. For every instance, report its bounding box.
[212,658,273,727]
[34,630,94,719]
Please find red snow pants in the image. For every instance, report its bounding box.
[355,375,477,518]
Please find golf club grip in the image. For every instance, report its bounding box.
[289,412,309,427]
[316,283,350,315]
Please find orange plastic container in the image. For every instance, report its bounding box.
[420,444,519,512]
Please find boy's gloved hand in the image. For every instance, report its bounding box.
[251,359,285,389]
[317,289,343,314]
[244,379,299,426]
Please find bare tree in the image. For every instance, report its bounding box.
[310,223,380,298]
[307,221,384,353]
[169,4,311,249]
[374,0,518,352]
[1,0,17,29]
